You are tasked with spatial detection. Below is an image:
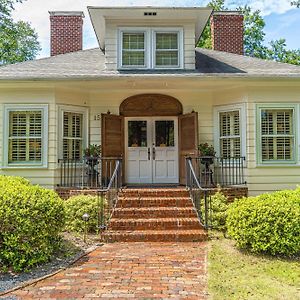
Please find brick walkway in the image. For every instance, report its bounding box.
[8,242,207,299]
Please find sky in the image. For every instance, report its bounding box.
[12,0,300,58]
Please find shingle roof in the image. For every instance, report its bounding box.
[0,47,299,80]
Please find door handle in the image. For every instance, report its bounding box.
[148,148,150,160]
[152,147,156,160]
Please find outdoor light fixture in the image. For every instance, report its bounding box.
[82,213,90,243]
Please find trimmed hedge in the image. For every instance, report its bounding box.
[0,176,65,271]
[227,189,300,256]
[64,195,106,233]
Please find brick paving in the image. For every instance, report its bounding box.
[8,242,208,299]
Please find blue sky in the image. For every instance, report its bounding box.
[12,0,300,58]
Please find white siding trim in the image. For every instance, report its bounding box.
[57,105,89,160]
[213,103,247,158]
[2,104,49,169]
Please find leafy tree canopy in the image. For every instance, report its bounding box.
[0,0,40,65]
[199,0,300,65]
[291,1,300,7]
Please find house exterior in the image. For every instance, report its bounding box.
[0,6,300,196]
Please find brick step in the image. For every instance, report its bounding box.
[101,229,207,242]
[113,207,197,219]
[117,197,193,208]
[109,217,201,231]
[119,189,189,198]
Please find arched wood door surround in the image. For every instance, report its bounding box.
[120,94,183,116]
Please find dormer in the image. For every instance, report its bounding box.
[88,7,212,71]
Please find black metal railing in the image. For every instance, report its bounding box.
[58,157,123,231]
[185,156,246,229]
[58,157,122,189]
[188,156,246,188]
[186,157,212,229]
[98,159,122,230]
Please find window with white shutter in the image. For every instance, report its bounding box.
[219,110,241,158]
[63,112,83,160]
[4,105,48,167]
[259,108,295,162]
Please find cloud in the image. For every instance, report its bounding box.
[12,0,296,58]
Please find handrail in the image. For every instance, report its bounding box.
[186,157,212,229]
[97,158,122,230]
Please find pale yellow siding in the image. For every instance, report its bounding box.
[105,20,196,71]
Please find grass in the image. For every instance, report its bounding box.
[208,232,300,300]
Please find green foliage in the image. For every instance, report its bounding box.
[291,1,300,8]
[202,190,229,231]
[198,1,300,66]
[227,189,300,256]
[64,195,106,233]
[198,143,216,157]
[0,176,65,271]
[0,0,40,65]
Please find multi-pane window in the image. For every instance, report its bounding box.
[219,111,241,158]
[119,28,183,69]
[260,109,294,161]
[63,112,83,160]
[155,33,179,67]
[122,32,145,67]
[8,111,42,163]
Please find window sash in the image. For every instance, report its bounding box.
[121,32,146,67]
[63,112,83,160]
[260,109,294,161]
[8,111,43,163]
[219,111,241,158]
[155,32,179,67]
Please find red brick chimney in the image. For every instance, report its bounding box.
[210,12,244,55]
[49,11,84,56]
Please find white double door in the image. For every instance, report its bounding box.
[125,117,179,184]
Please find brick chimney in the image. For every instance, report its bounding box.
[210,12,244,55]
[49,11,84,56]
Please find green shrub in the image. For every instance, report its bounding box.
[0,176,65,271]
[227,189,300,256]
[201,190,229,231]
[64,195,106,233]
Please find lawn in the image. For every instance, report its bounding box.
[208,233,300,300]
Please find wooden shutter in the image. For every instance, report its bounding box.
[178,112,199,185]
[101,113,124,157]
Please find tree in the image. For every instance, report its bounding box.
[291,1,300,7]
[198,0,300,66]
[0,0,40,65]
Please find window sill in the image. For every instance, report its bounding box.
[256,163,298,168]
[1,164,48,170]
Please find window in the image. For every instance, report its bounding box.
[219,111,240,158]
[258,106,295,163]
[214,104,246,159]
[155,33,179,67]
[4,105,48,167]
[58,106,88,160]
[63,112,83,160]
[122,32,145,67]
[119,28,183,69]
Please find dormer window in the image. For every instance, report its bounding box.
[118,27,183,69]
[122,32,146,67]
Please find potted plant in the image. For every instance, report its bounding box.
[84,144,101,162]
[198,143,216,187]
[198,143,216,165]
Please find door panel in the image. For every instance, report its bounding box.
[152,118,178,184]
[179,112,199,185]
[125,117,179,184]
[125,119,152,184]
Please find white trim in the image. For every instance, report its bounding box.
[2,104,49,168]
[118,27,184,70]
[213,103,247,158]
[57,105,89,160]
